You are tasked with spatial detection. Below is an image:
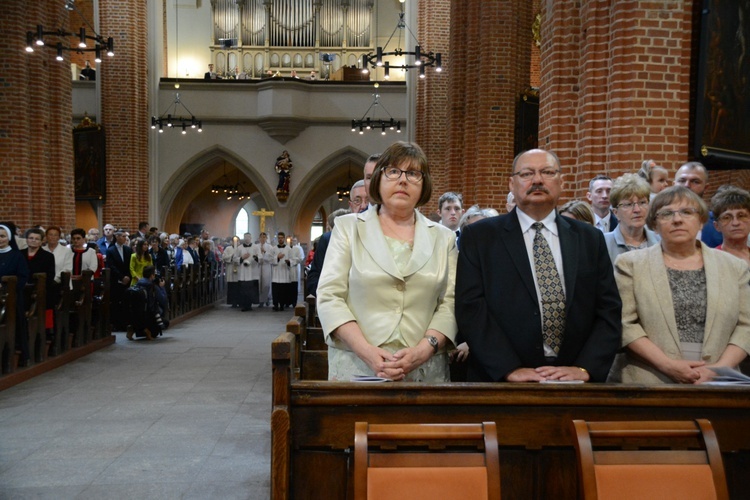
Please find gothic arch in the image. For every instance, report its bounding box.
[159,145,277,233]
[287,146,369,242]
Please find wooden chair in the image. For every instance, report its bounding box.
[571,419,729,500]
[354,422,501,500]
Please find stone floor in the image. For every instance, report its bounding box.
[0,303,291,499]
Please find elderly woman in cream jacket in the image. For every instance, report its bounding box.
[609,186,750,384]
[317,142,457,382]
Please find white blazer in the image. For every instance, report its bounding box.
[317,208,458,350]
[609,243,750,383]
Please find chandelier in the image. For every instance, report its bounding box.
[360,11,441,80]
[151,0,202,134]
[25,0,114,62]
[151,93,202,134]
[211,170,250,200]
[351,94,401,135]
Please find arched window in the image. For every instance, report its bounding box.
[235,207,249,238]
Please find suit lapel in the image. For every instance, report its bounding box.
[357,209,402,280]
[502,212,538,301]
[556,214,578,311]
[648,245,681,346]
[701,243,718,343]
[402,213,439,277]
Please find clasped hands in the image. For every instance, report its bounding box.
[361,342,433,381]
[506,366,590,382]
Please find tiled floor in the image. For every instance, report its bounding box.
[0,304,290,499]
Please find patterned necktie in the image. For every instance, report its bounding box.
[532,222,565,354]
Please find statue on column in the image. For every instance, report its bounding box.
[275,150,293,202]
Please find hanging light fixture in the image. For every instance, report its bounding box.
[351,94,402,135]
[360,10,441,80]
[336,164,354,201]
[26,0,114,62]
[151,0,202,134]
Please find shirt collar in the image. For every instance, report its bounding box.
[516,207,559,236]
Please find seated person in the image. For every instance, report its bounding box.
[126,265,164,340]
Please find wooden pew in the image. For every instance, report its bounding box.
[270,332,750,500]
[51,272,72,356]
[0,277,17,374]
[24,273,47,364]
[69,271,93,348]
[286,308,327,381]
[91,268,111,340]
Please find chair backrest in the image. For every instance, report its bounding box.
[354,422,500,500]
[571,419,729,500]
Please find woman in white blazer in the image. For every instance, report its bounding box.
[609,186,750,384]
[317,142,458,382]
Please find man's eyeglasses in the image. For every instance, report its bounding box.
[655,208,700,221]
[510,168,560,181]
[617,200,649,210]
[717,212,750,225]
[383,167,424,183]
[349,197,364,205]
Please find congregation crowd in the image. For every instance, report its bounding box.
[0,221,306,364]
[310,143,750,385]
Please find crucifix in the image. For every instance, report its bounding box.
[252,208,275,233]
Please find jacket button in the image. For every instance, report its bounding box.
[396,283,405,291]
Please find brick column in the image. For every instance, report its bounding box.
[443,0,533,210]
[1,1,75,230]
[99,0,150,229]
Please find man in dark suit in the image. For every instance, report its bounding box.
[456,149,622,383]
[106,228,133,330]
[587,174,618,232]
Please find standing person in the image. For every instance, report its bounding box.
[348,181,368,214]
[236,233,260,311]
[129,240,152,285]
[608,186,750,384]
[317,141,457,382]
[456,149,622,382]
[674,161,722,247]
[105,229,133,330]
[637,159,669,200]
[22,228,56,338]
[222,236,241,308]
[437,192,464,235]
[290,237,305,296]
[603,174,660,265]
[257,232,274,307]
[305,209,349,297]
[711,186,750,266]
[43,226,73,287]
[363,153,380,210]
[270,232,299,311]
[148,236,170,273]
[96,223,116,256]
[136,222,149,241]
[87,228,100,244]
[587,175,618,232]
[68,228,98,277]
[204,63,220,79]
[0,223,31,366]
[80,60,96,80]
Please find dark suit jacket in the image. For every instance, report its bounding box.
[609,210,619,231]
[305,231,331,297]
[456,209,622,382]
[106,244,133,285]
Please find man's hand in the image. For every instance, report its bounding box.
[505,367,546,382]
[535,366,590,382]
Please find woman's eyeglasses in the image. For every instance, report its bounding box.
[383,167,424,183]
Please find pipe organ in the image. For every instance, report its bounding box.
[210,0,374,78]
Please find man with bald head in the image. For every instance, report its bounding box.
[674,161,722,247]
[456,149,621,383]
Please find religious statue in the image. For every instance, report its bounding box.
[275,150,293,202]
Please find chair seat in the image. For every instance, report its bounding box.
[368,466,489,500]
[594,464,717,500]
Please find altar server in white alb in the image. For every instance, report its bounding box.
[290,236,306,296]
[257,232,274,307]
[271,231,301,311]
[222,236,241,308]
[236,233,261,311]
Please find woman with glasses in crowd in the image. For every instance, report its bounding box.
[604,173,660,265]
[317,141,457,382]
[608,186,750,384]
[711,186,750,266]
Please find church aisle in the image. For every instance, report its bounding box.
[0,304,290,499]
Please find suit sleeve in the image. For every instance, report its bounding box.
[305,233,330,296]
[571,230,622,382]
[455,223,524,381]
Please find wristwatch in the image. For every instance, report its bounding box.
[425,335,439,354]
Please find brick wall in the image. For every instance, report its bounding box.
[1,1,75,230]
[99,0,150,231]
